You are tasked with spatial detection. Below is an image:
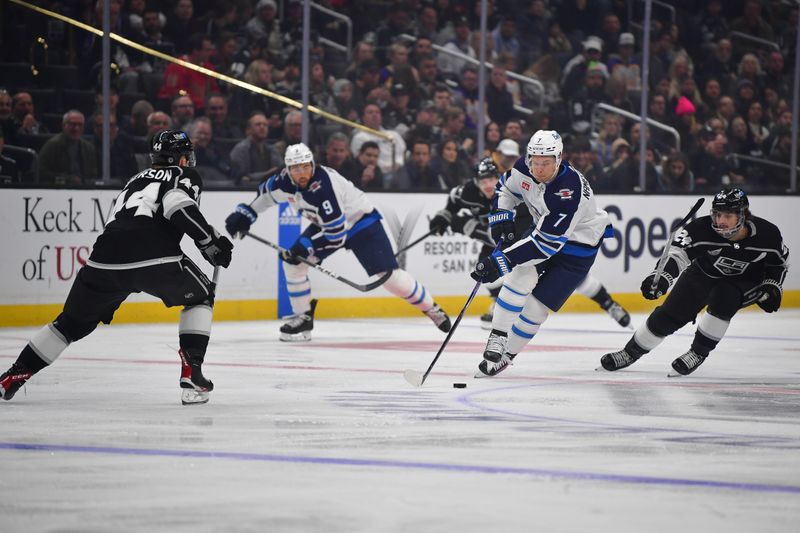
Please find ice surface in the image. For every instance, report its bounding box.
[2,310,799,532]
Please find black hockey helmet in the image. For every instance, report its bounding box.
[150,129,196,167]
[711,187,749,238]
[475,157,500,183]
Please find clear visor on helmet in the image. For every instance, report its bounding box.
[186,150,196,168]
[710,207,744,239]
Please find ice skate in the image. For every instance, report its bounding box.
[604,300,632,329]
[598,349,641,371]
[668,349,707,377]
[179,349,214,405]
[475,332,511,377]
[0,363,34,401]
[280,299,317,342]
[425,303,451,332]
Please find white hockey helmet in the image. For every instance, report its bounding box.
[284,142,315,170]
[526,130,563,170]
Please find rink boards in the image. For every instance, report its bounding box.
[0,189,797,326]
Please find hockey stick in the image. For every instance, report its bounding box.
[246,232,392,292]
[404,241,503,387]
[394,229,435,257]
[651,198,705,292]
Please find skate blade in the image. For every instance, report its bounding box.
[403,369,425,387]
[595,365,608,372]
[479,322,492,331]
[667,370,686,378]
[280,332,312,342]
[181,389,210,405]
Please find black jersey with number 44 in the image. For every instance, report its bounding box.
[87,165,206,269]
[669,215,789,283]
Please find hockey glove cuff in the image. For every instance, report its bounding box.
[225,203,258,238]
[757,279,782,313]
[641,271,673,300]
[198,228,233,268]
[470,249,513,283]
[488,210,516,247]
[429,210,452,235]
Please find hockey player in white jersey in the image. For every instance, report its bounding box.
[470,130,614,377]
[225,143,451,341]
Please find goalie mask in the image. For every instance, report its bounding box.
[150,130,196,167]
[711,187,749,239]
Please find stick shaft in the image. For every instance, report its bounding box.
[651,198,705,290]
[394,230,435,257]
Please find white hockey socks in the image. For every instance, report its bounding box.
[491,262,538,333]
[696,311,730,344]
[631,321,664,352]
[179,304,213,337]
[384,269,434,311]
[574,273,602,299]
[284,262,312,314]
[28,323,70,365]
[506,295,550,355]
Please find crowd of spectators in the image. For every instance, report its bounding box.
[0,0,797,193]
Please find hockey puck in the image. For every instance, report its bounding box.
[453,383,467,388]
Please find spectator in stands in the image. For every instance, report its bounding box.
[731,0,775,57]
[568,61,608,134]
[11,91,48,137]
[332,79,358,123]
[205,94,241,139]
[39,110,97,185]
[414,5,440,42]
[690,130,741,192]
[188,117,233,184]
[493,138,520,173]
[737,53,765,98]
[695,0,729,51]
[602,137,631,181]
[230,37,271,80]
[230,59,279,129]
[599,12,623,57]
[0,90,15,143]
[125,100,154,140]
[561,35,604,100]
[90,113,138,181]
[375,4,413,63]
[310,62,337,116]
[502,119,526,150]
[607,32,642,98]
[517,0,549,67]
[344,40,377,82]
[411,38,434,65]
[764,109,792,154]
[138,3,175,72]
[170,95,195,131]
[746,101,770,150]
[384,83,415,138]
[766,127,793,192]
[158,33,220,112]
[230,111,281,187]
[244,0,282,58]
[163,0,202,54]
[482,121,501,157]
[349,141,384,190]
[438,16,475,80]
[146,111,171,138]
[486,66,516,126]
[380,43,414,88]
[392,138,442,190]
[403,101,442,148]
[432,83,453,117]
[571,135,608,190]
[764,51,790,99]
[80,0,141,93]
[674,96,701,155]
[700,78,722,122]
[734,78,758,117]
[0,130,20,183]
[592,114,623,168]
[320,132,358,177]
[416,54,442,101]
[658,152,694,192]
[454,65,480,130]
[440,106,475,160]
[607,142,659,193]
[431,138,470,189]
[273,110,304,158]
[351,59,381,112]
[700,38,736,94]
[350,103,406,176]
[728,115,761,159]
[492,17,520,69]
[714,95,736,130]
[213,32,239,79]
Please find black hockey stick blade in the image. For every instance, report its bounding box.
[651,198,705,292]
[394,229,435,257]
[246,232,391,292]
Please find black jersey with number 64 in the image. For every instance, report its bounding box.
[88,165,205,269]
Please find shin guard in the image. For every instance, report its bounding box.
[284,262,312,314]
[384,269,434,311]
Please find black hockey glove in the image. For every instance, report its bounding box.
[488,210,516,247]
[225,203,258,238]
[281,236,314,265]
[640,271,672,300]
[470,249,513,283]
[451,214,481,240]
[429,210,452,236]
[197,229,233,268]
[758,279,782,313]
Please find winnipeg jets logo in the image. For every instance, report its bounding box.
[521,181,530,191]
[554,188,574,200]
[309,181,321,192]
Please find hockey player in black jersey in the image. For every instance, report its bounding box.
[430,157,630,330]
[600,188,788,376]
[0,130,233,404]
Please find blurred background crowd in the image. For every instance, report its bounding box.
[0,0,798,193]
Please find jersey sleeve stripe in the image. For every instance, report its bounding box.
[162,188,196,219]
